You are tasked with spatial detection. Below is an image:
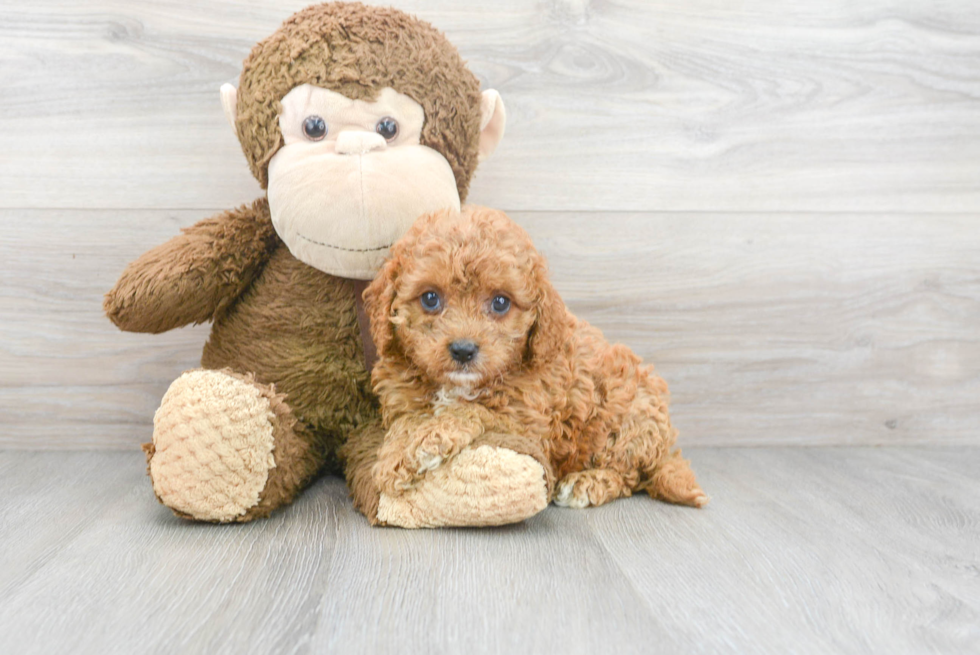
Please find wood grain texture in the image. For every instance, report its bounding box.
[1,1,978,448]
[0,448,977,654]
[0,0,978,211]
[3,209,977,449]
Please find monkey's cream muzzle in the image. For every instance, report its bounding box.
[266,85,461,280]
[267,136,460,280]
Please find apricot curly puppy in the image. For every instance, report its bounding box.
[365,206,708,510]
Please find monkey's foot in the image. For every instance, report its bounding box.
[376,433,553,529]
[145,369,318,523]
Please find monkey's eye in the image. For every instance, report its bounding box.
[490,295,511,315]
[302,115,327,141]
[420,291,442,313]
[376,117,398,141]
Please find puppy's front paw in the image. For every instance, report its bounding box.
[554,469,629,509]
[415,448,444,474]
[554,475,592,509]
[372,451,418,495]
[413,430,453,474]
[411,418,476,474]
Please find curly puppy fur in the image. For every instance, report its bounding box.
[365,206,708,509]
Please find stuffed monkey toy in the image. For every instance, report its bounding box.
[105,2,552,526]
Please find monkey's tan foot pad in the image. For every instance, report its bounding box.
[147,369,277,522]
[377,445,549,528]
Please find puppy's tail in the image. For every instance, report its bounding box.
[644,449,709,508]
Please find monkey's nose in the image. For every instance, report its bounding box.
[335,131,387,155]
[449,340,479,364]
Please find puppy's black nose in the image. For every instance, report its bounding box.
[449,340,479,364]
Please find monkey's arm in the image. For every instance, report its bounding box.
[104,198,279,333]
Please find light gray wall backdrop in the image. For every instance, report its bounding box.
[1,0,978,448]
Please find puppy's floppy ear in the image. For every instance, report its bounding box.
[364,210,446,356]
[363,253,400,357]
[526,266,568,368]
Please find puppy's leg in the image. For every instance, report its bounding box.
[411,404,493,473]
[554,469,633,509]
[372,418,425,495]
[372,405,491,494]
[588,366,708,508]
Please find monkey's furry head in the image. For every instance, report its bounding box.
[235,2,483,198]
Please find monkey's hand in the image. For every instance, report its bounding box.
[104,198,279,333]
[373,405,495,494]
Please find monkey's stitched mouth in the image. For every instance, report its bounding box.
[296,233,392,253]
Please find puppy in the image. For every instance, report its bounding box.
[365,206,707,510]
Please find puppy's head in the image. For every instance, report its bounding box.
[364,206,565,388]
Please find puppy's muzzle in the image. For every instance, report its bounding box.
[449,340,479,364]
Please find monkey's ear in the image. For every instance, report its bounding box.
[220,83,238,132]
[478,90,506,162]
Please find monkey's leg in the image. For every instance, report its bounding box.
[144,368,325,522]
[342,420,387,522]
[343,429,553,528]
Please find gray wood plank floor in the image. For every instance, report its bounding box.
[1,448,977,655]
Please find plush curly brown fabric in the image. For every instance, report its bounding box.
[104,198,280,334]
[235,1,483,198]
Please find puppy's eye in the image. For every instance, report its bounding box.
[420,291,442,313]
[490,295,511,315]
[303,115,327,141]
[376,117,398,141]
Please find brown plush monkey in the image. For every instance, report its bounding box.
[105,2,550,526]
